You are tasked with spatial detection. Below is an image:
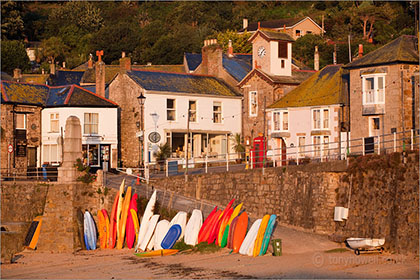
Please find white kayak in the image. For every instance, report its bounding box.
[153,220,170,250]
[139,214,160,251]
[346,238,385,249]
[184,209,203,246]
[239,219,262,255]
[135,190,157,252]
[169,211,187,241]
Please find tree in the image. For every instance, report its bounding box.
[1,40,30,74]
[1,1,25,40]
[231,133,245,161]
[213,29,252,54]
[39,36,69,65]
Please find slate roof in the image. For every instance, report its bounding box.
[239,18,305,32]
[239,68,315,86]
[344,35,419,69]
[80,65,120,84]
[1,81,117,107]
[127,70,240,97]
[48,70,85,86]
[20,74,49,84]
[269,64,347,109]
[249,28,295,42]
[133,65,186,73]
[184,53,202,71]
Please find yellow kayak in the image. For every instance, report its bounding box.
[134,249,179,257]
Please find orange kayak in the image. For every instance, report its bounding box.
[202,209,222,243]
[253,214,270,256]
[208,199,234,244]
[108,191,119,249]
[117,187,132,249]
[232,212,248,253]
[197,207,217,243]
[134,249,179,257]
[98,209,109,249]
[217,208,233,246]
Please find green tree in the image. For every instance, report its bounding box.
[1,40,30,74]
[1,1,25,40]
[213,29,252,54]
[39,36,70,65]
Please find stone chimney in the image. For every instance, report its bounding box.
[95,50,105,98]
[243,18,248,30]
[314,46,319,71]
[228,40,234,58]
[358,44,363,58]
[41,68,45,75]
[50,62,56,75]
[119,51,131,73]
[13,68,22,81]
[62,62,66,69]
[88,54,93,69]
[199,39,223,77]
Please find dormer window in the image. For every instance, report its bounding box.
[278,41,288,58]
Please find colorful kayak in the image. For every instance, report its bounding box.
[239,219,261,255]
[139,214,160,251]
[154,220,170,250]
[134,249,179,257]
[169,211,187,241]
[206,209,223,244]
[197,207,217,243]
[98,210,108,249]
[253,215,270,257]
[101,209,110,248]
[84,211,97,250]
[217,208,233,246]
[108,190,119,249]
[161,224,182,249]
[24,216,42,250]
[260,214,277,256]
[117,186,132,249]
[227,203,243,225]
[184,209,203,246]
[135,190,157,252]
[227,216,239,249]
[130,209,140,244]
[76,209,86,250]
[232,212,248,253]
[116,180,125,242]
[126,193,138,249]
[208,199,234,244]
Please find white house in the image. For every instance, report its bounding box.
[267,64,348,164]
[40,85,118,170]
[108,69,242,167]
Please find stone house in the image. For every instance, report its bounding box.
[1,80,118,176]
[238,28,315,149]
[267,64,349,165]
[343,35,419,154]
[108,58,242,168]
[239,16,324,40]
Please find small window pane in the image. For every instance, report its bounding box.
[213,102,222,123]
[167,99,176,121]
[16,114,26,129]
[323,109,329,129]
[283,112,288,131]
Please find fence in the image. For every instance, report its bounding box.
[1,166,58,182]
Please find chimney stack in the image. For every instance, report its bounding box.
[283,24,286,32]
[88,54,93,69]
[258,22,261,30]
[333,44,337,65]
[41,68,45,75]
[62,62,66,69]
[243,18,248,30]
[200,39,223,77]
[50,62,56,75]
[13,68,22,81]
[358,44,363,58]
[95,50,105,98]
[228,40,234,58]
[314,46,319,71]
[119,51,131,73]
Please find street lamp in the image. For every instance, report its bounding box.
[137,93,146,168]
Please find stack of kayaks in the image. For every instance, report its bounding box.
[81,180,278,257]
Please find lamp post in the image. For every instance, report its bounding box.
[137,93,146,168]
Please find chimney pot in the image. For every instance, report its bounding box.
[228,40,234,58]
[50,62,56,75]
[41,68,45,75]
[358,44,363,57]
[243,18,248,30]
[88,54,93,69]
[62,62,66,68]
[122,52,126,58]
[314,46,319,71]
[258,22,261,29]
[13,68,22,80]
[147,62,152,66]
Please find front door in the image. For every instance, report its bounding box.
[281,138,287,166]
[100,144,110,170]
[27,147,37,167]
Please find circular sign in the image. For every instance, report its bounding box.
[148,132,161,143]
[8,144,13,154]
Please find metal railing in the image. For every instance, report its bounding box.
[1,166,58,182]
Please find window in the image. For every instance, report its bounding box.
[166,99,176,121]
[16,114,26,129]
[298,136,305,157]
[306,31,312,34]
[362,75,385,105]
[369,117,380,137]
[213,102,222,123]
[322,136,329,157]
[312,108,329,130]
[281,60,285,68]
[295,30,301,37]
[272,111,288,132]
[84,113,98,135]
[189,100,197,122]
[50,113,59,132]
[43,144,59,163]
[249,91,257,116]
[278,41,288,58]
[82,144,99,166]
[313,136,321,157]
[313,136,329,158]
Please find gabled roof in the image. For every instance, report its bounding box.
[344,35,419,69]
[20,74,49,84]
[222,54,252,81]
[268,64,347,109]
[1,81,117,107]
[248,28,294,43]
[184,53,202,72]
[238,68,315,87]
[80,65,121,84]
[239,17,322,33]
[48,70,85,86]
[126,70,240,97]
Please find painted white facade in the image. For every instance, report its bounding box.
[270,41,292,76]
[41,107,118,168]
[142,90,242,162]
[267,105,347,163]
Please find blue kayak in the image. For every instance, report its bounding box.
[161,224,182,249]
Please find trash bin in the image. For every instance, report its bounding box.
[42,164,48,181]
[272,239,282,256]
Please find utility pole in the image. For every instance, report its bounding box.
[263,96,267,167]
[185,108,190,181]
[348,34,352,63]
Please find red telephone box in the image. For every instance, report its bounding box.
[252,135,267,168]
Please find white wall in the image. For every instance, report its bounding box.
[270,41,292,76]
[143,91,242,161]
[41,107,118,167]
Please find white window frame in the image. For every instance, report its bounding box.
[213,101,222,124]
[312,108,329,130]
[249,91,258,117]
[298,136,305,157]
[369,116,381,137]
[312,135,329,158]
[50,113,59,133]
[16,113,27,129]
[271,110,289,132]
[362,74,386,105]
[188,100,197,123]
[167,98,176,121]
[43,144,60,164]
[84,113,99,135]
